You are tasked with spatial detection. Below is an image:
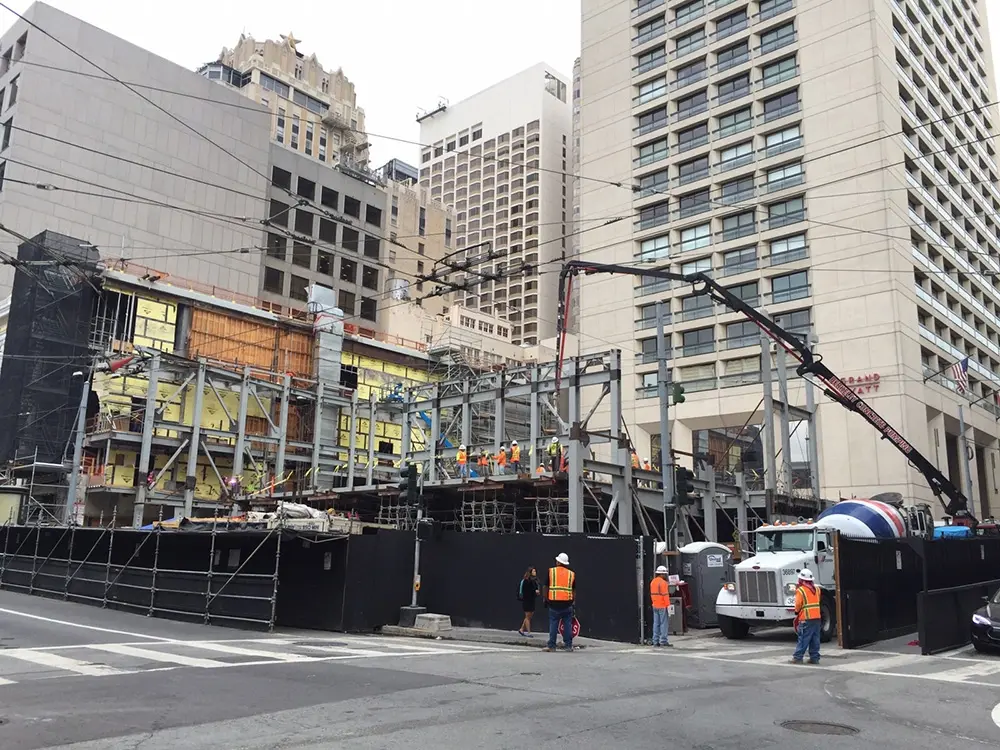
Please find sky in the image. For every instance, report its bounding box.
[1,0,582,167]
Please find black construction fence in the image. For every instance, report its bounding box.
[0,523,656,643]
[837,534,1000,653]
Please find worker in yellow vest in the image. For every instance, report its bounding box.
[544,552,576,652]
[791,569,822,664]
[510,440,521,475]
[548,436,561,475]
[457,444,469,480]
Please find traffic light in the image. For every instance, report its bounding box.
[672,383,686,404]
[675,467,697,506]
[398,462,419,505]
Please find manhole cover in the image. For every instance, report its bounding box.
[781,720,859,736]
[519,671,541,676]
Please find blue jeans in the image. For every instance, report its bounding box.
[652,607,669,645]
[459,463,468,478]
[793,619,821,662]
[548,605,574,649]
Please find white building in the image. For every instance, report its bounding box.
[579,0,1000,519]
[418,63,572,347]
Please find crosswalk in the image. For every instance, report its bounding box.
[614,638,1000,686]
[0,636,512,688]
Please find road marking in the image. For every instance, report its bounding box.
[992,701,1000,729]
[0,648,125,676]
[929,661,1000,683]
[829,654,923,672]
[178,641,311,662]
[89,644,226,668]
[0,676,16,685]
[0,607,174,642]
[294,644,405,657]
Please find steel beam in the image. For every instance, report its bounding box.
[311,382,324,488]
[183,360,207,517]
[131,352,160,527]
[275,373,291,492]
[366,392,376,486]
[347,391,358,490]
[567,357,584,533]
[760,333,777,494]
[231,366,251,481]
[608,350,631,535]
[529,365,540,475]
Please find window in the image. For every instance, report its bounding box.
[416,261,425,291]
[637,137,669,165]
[421,150,431,163]
[638,234,670,262]
[760,23,796,55]
[767,196,805,228]
[459,134,469,147]
[676,89,708,120]
[720,175,754,204]
[717,73,751,105]
[290,115,300,149]
[681,327,715,356]
[360,297,377,321]
[365,205,383,226]
[434,145,443,157]
[764,125,802,157]
[473,128,482,140]
[419,206,426,236]
[637,107,668,135]
[726,320,759,348]
[676,28,706,57]
[715,10,749,39]
[722,246,757,275]
[726,281,759,306]
[636,45,667,75]
[317,250,334,275]
[762,56,798,88]
[263,267,284,294]
[770,233,807,263]
[678,155,709,184]
[681,293,714,320]
[338,289,355,314]
[675,58,707,88]
[759,0,794,21]
[294,209,314,236]
[446,140,456,152]
[680,223,711,252]
[635,17,667,45]
[305,122,314,155]
[676,122,709,152]
[266,233,286,260]
[276,108,285,142]
[637,76,667,104]
[292,241,312,268]
[271,166,292,190]
[361,266,380,290]
[637,201,670,230]
[289,275,309,302]
[317,218,336,244]
[765,161,804,192]
[343,196,361,218]
[771,271,808,303]
[340,227,358,253]
[418,242,425,256]
[445,217,452,246]
[678,188,710,219]
[639,169,669,197]
[717,106,752,138]
[719,140,753,170]
[716,41,750,72]
[340,258,357,283]
[638,338,661,364]
[297,176,315,200]
[260,73,290,98]
[721,211,756,241]
[321,186,339,210]
[7,74,17,108]
[773,308,811,341]
[675,0,705,26]
[364,235,380,258]
[268,198,290,227]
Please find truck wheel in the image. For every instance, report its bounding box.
[719,615,750,640]
[820,598,836,643]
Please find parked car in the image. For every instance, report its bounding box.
[971,587,1000,653]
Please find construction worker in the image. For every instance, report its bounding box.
[544,552,576,652]
[548,436,561,475]
[510,440,521,475]
[496,445,508,475]
[791,569,821,664]
[457,444,469,480]
[479,448,491,477]
[650,565,673,648]
[631,450,640,470]
[643,457,651,471]
[559,445,568,474]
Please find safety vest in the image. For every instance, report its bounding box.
[643,461,651,471]
[795,584,821,621]
[496,450,507,466]
[548,442,560,456]
[631,454,639,469]
[479,453,489,466]
[650,576,670,609]
[548,566,575,602]
[511,446,521,462]
[560,453,568,472]
[457,450,467,465]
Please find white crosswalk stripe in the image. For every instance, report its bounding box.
[89,644,228,669]
[0,648,125,677]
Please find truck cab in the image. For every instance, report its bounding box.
[715,522,836,641]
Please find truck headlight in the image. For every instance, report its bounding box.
[784,583,798,596]
[972,613,991,626]
[723,582,736,592]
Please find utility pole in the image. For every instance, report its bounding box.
[760,333,777,494]
[65,366,93,524]
[958,405,976,516]
[655,301,675,548]
[775,344,794,494]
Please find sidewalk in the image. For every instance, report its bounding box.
[381,624,725,649]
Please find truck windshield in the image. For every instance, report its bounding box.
[756,530,814,552]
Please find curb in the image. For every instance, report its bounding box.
[380,625,592,649]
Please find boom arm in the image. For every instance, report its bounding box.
[557,261,974,523]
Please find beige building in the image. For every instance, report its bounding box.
[200,33,369,169]
[579,0,1000,519]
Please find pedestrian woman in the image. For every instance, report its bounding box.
[518,566,540,636]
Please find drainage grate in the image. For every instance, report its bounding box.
[781,720,859,736]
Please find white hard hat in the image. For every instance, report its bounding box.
[798,569,814,581]
[551,436,559,443]
[500,444,506,448]
[555,552,570,565]
[655,565,668,574]
[644,458,649,463]
[512,440,518,445]
[459,444,466,450]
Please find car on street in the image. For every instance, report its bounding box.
[971,586,1000,653]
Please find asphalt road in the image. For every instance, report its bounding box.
[0,590,998,749]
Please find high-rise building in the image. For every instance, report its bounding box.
[200,33,369,169]
[417,63,572,346]
[580,0,1000,517]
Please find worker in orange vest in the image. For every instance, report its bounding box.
[791,569,821,664]
[559,446,568,473]
[544,553,576,652]
[510,440,521,475]
[478,448,490,477]
[496,445,508,475]
[650,565,673,647]
[643,458,651,471]
[631,451,640,470]
[457,444,469,480]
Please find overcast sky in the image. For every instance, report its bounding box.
[2,0,581,166]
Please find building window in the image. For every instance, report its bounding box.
[636,45,667,75]
[715,40,750,72]
[294,209,314,236]
[364,235,380,258]
[365,205,382,227]
[272,166,292,190]
[263,267,284,294]
[639,169,669,197]
[289,274,308,302]
[681,293,714,321]
[340,258,357,283]
[717,106,752,138]
[762,55,798,88]
[636,17,666,45]
[760,23,796,55]
[721,211,755,241]
[637,137,669,165]
[675,27,706,57]
[305,122,314,155]
[292,241,312,268]
[675,0,706,27]
[721,246,757,275]
[276,108,286,143]
[319,218,337,243]
[416,261,425,291]
[317,250,334,275]
[319,130,327,161]
[767,196,805,228]
[419,207,427,236]
[726,320,759,349]
[290,115,300,149]
[681,327,715,356]
[391,195,398,225]
[418,242,425,256]
[637,201,670,230]
[638,234,670,262]
[321,186,339,210]
[297,177,315,200]
[717,73,751,105]
[676,89,708,120]
[675,57,707,87]
[764,125,802,157]
[342,227,359,251]
[677,155,709,184]
[680,223,711,252]
[678,189,710,219]
[266,233,287,260]
[719,140,754,170]
[715,9,748,39]
[7,75,17,108]
[764,161,804,192]
[338,289,355,314]
[344,196,361,218]
[727,281,759,306]
[637,76,667,104]
[770,233,807,263]
[360,297,377,321]
[720,175,754,204]
[459,134,469,147]
[361,266,380,290]
[473,128,482,140]
[676,122,708,153]
[771,271,808,303]
[445,218,453,246]
[773,308,811,341]
[268,199,290,227]
[760,0,794,20]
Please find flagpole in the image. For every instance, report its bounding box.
[958,405,976,512]
[923,359,958,383]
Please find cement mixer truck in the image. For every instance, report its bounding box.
[715,496,932,641]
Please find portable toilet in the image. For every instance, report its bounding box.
[679,541,733,628]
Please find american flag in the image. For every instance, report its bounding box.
[950,357,970,394]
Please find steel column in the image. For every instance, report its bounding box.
[567,357,584,533]
[805,376,821,499]
[529,365,540,474]
[608,349,632,535]
[132,353,160,528]
[347,391,358,489]
[776,345,794,494]
[656,301,673,546]
[231,366,251,481]
[311,382,324,488]
[366,392,376,486]
[183,360,207,517]
[275,373,291,492]
[760,333,777,494]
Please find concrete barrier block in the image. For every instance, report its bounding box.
[413,613,452,633]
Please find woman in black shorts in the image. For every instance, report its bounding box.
[518,566,540,636]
